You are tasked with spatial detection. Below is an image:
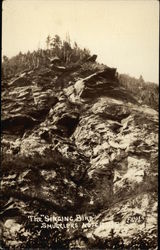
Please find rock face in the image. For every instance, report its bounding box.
[86,54,97,62]
[1,60,158,249]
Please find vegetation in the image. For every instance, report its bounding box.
[2,34,159,111]
[88,230,157,250]
[2,34,91,79]
[118,74,159,110]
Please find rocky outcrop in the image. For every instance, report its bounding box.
[86,54,97,62]
[8,76,32,87]
[74,68,136,102]
[49,56,62,65]
[2,76,58,136]
[1,59,158,249]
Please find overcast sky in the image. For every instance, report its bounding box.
[2,0,159,83]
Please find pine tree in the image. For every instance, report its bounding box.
[46,35,51,50]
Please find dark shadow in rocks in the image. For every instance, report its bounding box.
[1,115,39,136]
[56,114,80,137]
[28,107,51,120]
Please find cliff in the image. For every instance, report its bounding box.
[1,53,158,249]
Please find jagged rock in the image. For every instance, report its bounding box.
[50,63,81,74]
[1,61,158,249]
[49,56,61,64]
[50,64,66,72]
[91,98,131,122]
[47,100,80,137]
[8,76,32,87]
[37,68,55,77]
[74,68,120,99]
[2,84,58,132]
[86,54,97,62]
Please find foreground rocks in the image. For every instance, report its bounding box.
[1,62,158,249]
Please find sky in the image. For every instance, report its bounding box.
[2,0,159,83]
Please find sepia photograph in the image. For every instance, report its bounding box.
[1,0,159,249]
